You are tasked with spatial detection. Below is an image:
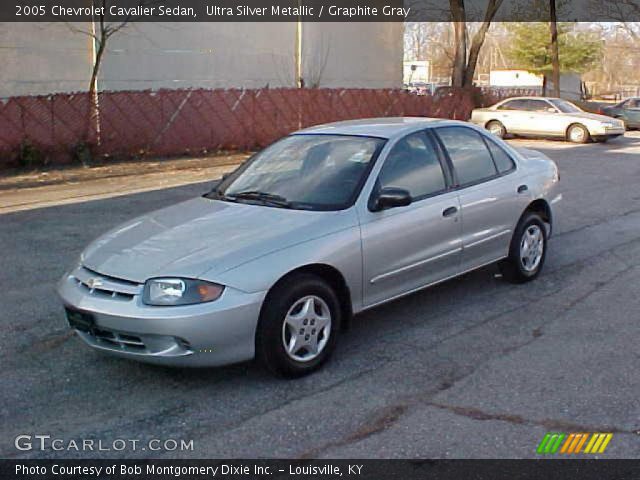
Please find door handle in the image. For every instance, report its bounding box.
[442,206,458,217]
[517,184,528,194]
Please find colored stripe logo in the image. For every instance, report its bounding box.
[537,433,613,454]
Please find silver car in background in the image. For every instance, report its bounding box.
[58,118,561,377]
[471,96,625,143]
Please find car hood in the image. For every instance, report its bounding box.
[81,197,355,283]
[562,111,619,123]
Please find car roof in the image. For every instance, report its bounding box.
[499,96,556,102]
[294,117,465,139]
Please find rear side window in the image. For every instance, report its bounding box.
[378,131,446,199]
[436,127,498,186]
[485,139,515,174]
[525,100,552,112]
[498,99,526,110]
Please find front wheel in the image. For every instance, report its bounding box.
[567,124,590,143]
[499,213,547,284]
[256,273,341,377]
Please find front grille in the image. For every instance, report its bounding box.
[75,325,193,356]
[71,266,142,301]
[92,328,147,351]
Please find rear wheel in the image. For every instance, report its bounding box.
[256,273,341,377]
[499,213,547,284]
[486,120,506,139]
[567,123,590,143]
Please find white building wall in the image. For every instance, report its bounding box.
[99,23,296,90]
[490,70,543,87]
[0,21,402,97]
[301,22,403,88]
[0,22,93,97]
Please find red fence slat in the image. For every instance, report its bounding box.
[0,87,536,167]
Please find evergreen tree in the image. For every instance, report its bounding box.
[506,23,602,75]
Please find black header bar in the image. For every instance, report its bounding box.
[3,0,640,22]
[2,459,640,480]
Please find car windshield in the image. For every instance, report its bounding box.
[549,99,582,113]
[209,134,385,211]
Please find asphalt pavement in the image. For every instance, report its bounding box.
[1,133,639,459]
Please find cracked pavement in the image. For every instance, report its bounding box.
[1,133,639,459]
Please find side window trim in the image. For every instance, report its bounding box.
[409,130,452,203]
[433,126,503,190]
[424,129,455,190]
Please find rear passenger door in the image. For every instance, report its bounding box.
[434,127,531,270]
[496,99,530,134]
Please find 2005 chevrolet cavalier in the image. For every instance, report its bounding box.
[58,118,561,377]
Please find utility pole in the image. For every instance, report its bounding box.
[549,0,561,97]
[295,0,303,88]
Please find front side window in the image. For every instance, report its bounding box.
[548,99,582,113]
[436,127,498,186]
[378,131,446,200]
[211,134,385,210]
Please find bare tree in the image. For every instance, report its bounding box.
[447,0,505,88]
[66,0,150,143]
[591,0,640,39]
[303,36,331,88]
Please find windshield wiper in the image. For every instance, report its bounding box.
[226,191,292,208]
[204,187,236,202]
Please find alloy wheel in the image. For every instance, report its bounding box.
[281,295,332,362]
[520,225,544,272]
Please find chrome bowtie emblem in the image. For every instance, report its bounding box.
[86,278,103,289]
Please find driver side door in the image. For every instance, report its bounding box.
[359,130,463,308]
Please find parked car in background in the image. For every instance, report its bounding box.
[58,118,561,377]
[471,97,625,143]
[600,98,640,130]
[406,82,430,95]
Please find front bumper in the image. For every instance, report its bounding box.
[591,125,625,136]
[57,266,266,367]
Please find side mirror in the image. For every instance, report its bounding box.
[371,187,412,212]
[547,107,556,113]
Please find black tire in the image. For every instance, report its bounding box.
[567,123,590,144]
[499,213,548,284]
[255,273,341,378]
[486,120,507,139]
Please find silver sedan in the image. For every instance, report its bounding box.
[471,96,625,143]
[58,118,562,377]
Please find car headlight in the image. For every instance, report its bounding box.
[143,278,225,306]
[602,122,614,127]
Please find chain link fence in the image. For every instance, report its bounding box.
[0,87,537,167]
